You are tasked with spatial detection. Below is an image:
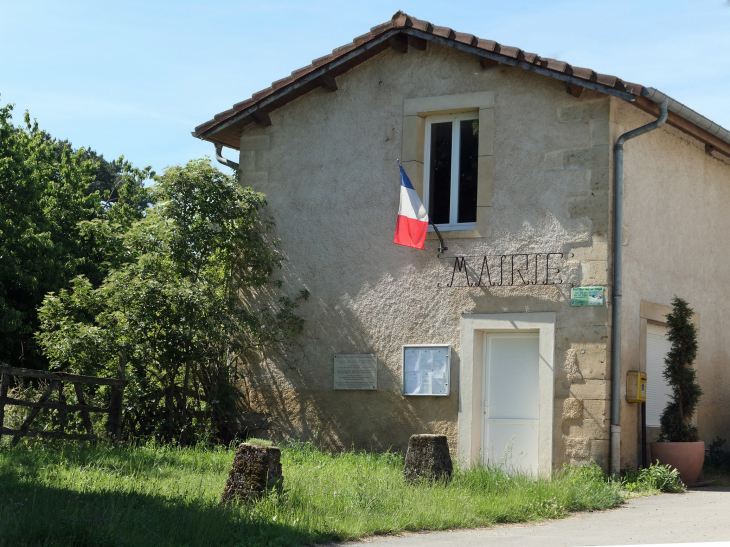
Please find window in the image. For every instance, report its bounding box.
[424,115,479,229]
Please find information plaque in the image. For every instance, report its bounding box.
[571,286,605,306]
[334,354,377,390]
[402,345,451,396]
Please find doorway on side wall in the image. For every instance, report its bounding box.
[482,332,539,474]
[646,323,673,428]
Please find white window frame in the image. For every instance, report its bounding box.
[423,113,479,231]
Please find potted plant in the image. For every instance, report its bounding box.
[650,296,704,485]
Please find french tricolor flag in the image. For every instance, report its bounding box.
[394,164,429,250]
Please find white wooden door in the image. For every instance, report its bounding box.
[646,323,673,428]
[483,333,540,474]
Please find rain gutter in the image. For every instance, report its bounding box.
[611,88,668,477]
[214,143,239,171]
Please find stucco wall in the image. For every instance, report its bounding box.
[236,42,613,468]
[616,98,730,468]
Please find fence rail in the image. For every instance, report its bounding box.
[0,365,126,446]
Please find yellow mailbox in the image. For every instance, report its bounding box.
[626,371,647,403]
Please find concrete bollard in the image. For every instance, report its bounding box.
[220,443,283,504]
[403,434,453,483]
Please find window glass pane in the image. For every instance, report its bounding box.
[458,119,479,224]
[429,121,453,225]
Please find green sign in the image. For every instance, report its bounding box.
[571,286,605,306]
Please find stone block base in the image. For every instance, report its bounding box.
[221,443,283,504]
[403,434,453,483]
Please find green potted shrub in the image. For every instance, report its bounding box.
[650,296,704,485]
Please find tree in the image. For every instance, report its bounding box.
[37,159,308,443]
[0,100,151,369]
[659,296,703,442]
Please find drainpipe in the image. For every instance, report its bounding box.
[611,91,669,477]
[214,143,239,171]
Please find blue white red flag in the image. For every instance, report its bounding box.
[394,164,429,250]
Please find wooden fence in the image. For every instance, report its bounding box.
[0,366,126,446]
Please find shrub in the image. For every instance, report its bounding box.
[623,462,685,493]
[706,437,730,470]
[659,296,703,442]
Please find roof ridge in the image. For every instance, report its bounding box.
[193,12,643,139]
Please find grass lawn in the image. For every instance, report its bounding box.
[0,440,631,547]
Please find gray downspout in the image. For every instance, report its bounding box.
[215,143,239,171]
[611,92,669,477]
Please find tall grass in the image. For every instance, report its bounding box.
[0,440,624,547]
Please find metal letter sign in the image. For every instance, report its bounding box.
[570,286,605,306]
[438,252,571,288]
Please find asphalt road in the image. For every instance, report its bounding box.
[352,487,730,547]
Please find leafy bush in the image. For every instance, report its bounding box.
[0,100,151,370]
[35,160,308,445]
[706,437,730,470]
[622,462,685,493]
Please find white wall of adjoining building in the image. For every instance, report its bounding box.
[616,97,730,467]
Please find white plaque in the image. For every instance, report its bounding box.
[402,345,451,396]
[334,354,377,390]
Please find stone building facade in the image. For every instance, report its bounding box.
[194,12,730,473]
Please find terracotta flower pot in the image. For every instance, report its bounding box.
[650,441,705,485]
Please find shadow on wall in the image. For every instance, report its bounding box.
[234,286,443,453]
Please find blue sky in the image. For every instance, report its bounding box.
[2,0,729,173]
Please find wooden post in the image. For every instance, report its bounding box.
[57,383,67,434]
[180,355,191,446]
[0,373,8,443]
[74,383,94,437]
[107,350,126,441]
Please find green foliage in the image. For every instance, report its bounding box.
[36,159,308,443]
[659,296,703,442]
[621,461,685,493]
[0,99,150,369]
[706,437,730,470]
[0,442,626,547]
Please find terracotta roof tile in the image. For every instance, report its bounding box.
[271,75,294,91]
[596,74,618,87]
[454,32,478,46]
[392,11,409,27]
[232,98,255,110]
[213,107,237,121]
[251,87,274,101]
[499,45,522,59]
[311,53,334,68]
[290,66,312,78]
[474,38,500,53]
[369,21,392,34]
[332,42,357,56]
[407,16,432,32]
[431,25,456,40]
[352,32,373,46]
[571,67,596,81]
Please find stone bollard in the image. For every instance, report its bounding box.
[403,434,453,483]
[220,443,283,504]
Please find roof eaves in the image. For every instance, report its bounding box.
[194,27,402,140]
[401,27,638,102]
